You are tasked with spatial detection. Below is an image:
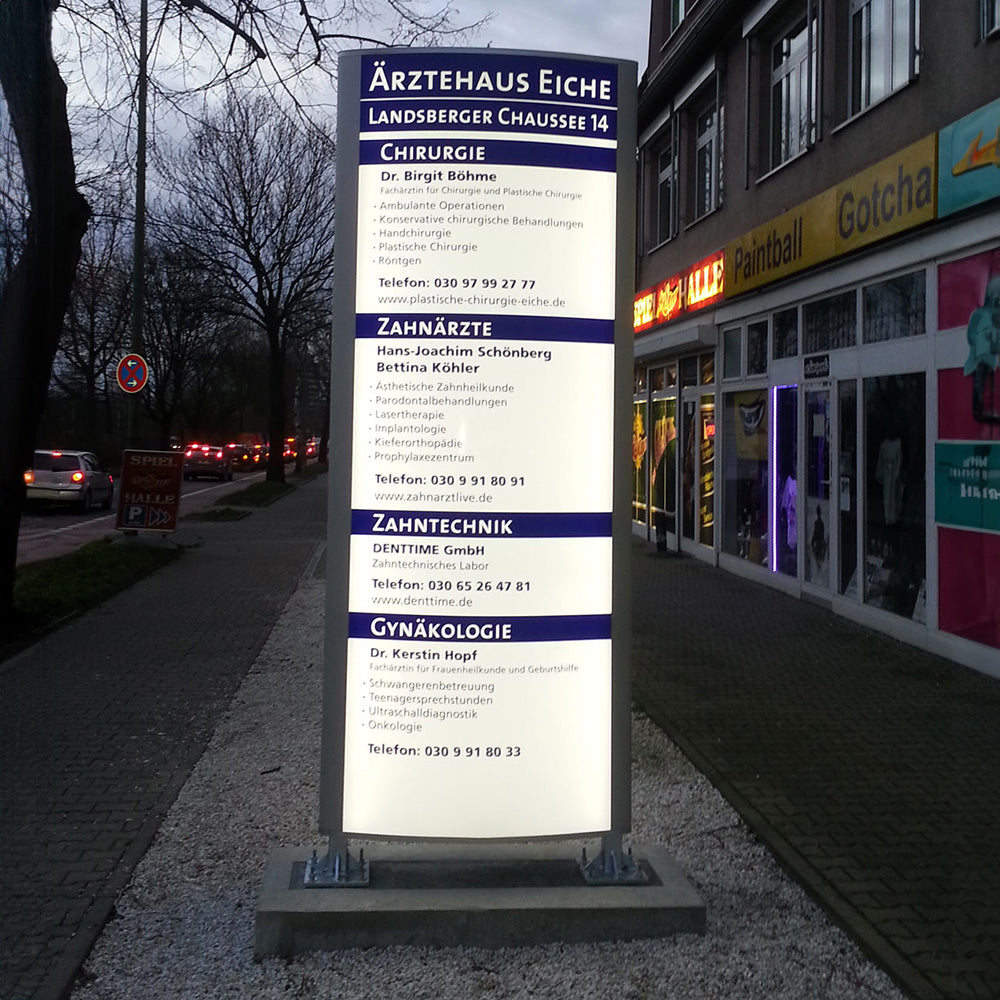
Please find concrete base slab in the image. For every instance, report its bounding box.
[255,842,705,957]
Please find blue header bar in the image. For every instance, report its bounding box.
[361,52,618,108]
[361,138,615,172]
[353,510,613,537]
[357,314,614,344]
[362,99,618,143]
[350,611,613,642]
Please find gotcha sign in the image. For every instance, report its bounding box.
[322,48,636,841]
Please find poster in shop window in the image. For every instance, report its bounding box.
[321,49,637,840]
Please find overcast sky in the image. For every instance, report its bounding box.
[456,0,650,74]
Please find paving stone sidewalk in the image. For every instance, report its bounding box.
[0,477,328,1000]
[630,543,1000,1000]
[5,486,1000,1000]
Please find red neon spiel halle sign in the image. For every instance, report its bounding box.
[634,250,724,334]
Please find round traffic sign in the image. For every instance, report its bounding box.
[116,353,149,394]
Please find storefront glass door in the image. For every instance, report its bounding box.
[804,389,831,589]
[681,397,697,541]
[772,385,799,576]
[699,395,716,546]
[838,380,858,596]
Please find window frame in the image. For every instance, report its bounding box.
[768,4,818,170]
[689,82,724,221]
[669,0,685,35]
[654,118,680,246]
[848,0,919,118]
[983,0,1000,39]
[722,326,743,381]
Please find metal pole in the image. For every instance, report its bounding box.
[128,0,148,449]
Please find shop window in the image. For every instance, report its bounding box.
[938,365,1000,650]
[634,365,648,393]
[722,389,768,565]
[862,270,925,343]
[748,320,769,374]
[680,355,699,387]
[773,307,798,359]
[848,0,919,117]
[768,5,818,170]
[983,0,1000,38]
[699,351,715,384]
[665,362,678,387]
[803,290,857,352]
[650,397,678,541]
[632,400,649,524]
[723,327,742,380]
[863,373,926,620]
[650,367,666,392]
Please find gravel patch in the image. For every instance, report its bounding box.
[71,578,905,1000]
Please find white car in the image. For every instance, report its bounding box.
[23,450,115,512]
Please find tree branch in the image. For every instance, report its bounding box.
[175,0,267,61]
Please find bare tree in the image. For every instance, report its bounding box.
[0,1,91,633]
[54,191,133,446]
[161,91,336,482]
[0,0,489,631]
[141,238,229,447]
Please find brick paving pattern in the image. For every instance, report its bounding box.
[0,480,328,1000]
[4,486,1000,1000]
[631,543,1000,1000]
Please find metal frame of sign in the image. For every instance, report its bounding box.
[321,48,636,859]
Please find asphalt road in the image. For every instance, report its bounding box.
[16,471,267,566]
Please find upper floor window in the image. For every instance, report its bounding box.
[669,0,685,34]
[770,9,817,168]
[983,0,1000,38]
[693,94,723,219]
[849,0,919,116]
[657,125,678,244]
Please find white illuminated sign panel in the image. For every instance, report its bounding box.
[339,50,624,839]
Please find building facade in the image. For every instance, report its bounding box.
[633,0,1000,676]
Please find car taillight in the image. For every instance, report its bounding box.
[71,471,85,483]
[215,450,223,459]
[23,470,34,485]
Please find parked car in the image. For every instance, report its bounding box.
[23,450,114,512]
[183,444,233,481]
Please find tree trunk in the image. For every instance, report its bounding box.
[265,333,287,483]
[0,0,91,632]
